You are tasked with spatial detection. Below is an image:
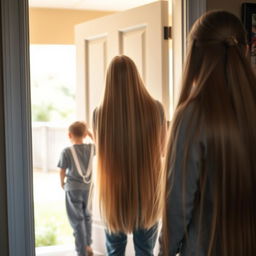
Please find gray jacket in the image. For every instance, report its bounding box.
[164,106,213,256]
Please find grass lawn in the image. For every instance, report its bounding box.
[33,170,73,247]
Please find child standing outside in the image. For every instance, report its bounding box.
[58,121,95,256]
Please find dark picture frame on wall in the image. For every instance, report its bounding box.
[242,3,256,69]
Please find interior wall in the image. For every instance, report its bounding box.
[207,0,256,17]
[29,8,114,44]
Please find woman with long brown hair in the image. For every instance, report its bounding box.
[162,10,256,256]
[94,55,166,255]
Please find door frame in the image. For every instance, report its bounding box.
[0,0,206,255]
[1,0,35,255]
[0,1,9,253]
[172,0,206,105]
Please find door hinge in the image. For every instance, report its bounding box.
[164,26,172,40]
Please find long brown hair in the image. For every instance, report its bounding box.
[95,55,166,233]
[163,10,256,255]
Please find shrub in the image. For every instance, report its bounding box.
[35,223,58,247]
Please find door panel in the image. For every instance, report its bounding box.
[75,1,169,124]
[87,37,107,122]
[120,25,147,79]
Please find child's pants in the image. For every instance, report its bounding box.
[65,189,92,256]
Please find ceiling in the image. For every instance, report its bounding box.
[28,0,158,11]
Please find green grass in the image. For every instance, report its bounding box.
[34,170,73,247]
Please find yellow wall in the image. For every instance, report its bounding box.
[29,8,114,44]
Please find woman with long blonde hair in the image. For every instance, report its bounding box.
[162,10,256,256]
[93,55,166,255]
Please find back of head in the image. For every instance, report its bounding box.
[180,10,252,104]
[163,11,256,256]
[69,121,87,138]
[96,55,165,233]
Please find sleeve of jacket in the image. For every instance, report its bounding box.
[92,108,97,137]
[166,108,204,256]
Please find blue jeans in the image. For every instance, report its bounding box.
[65,190,92,256]
[105,224,158,256]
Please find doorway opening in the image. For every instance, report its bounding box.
[30,44,76,253]
[28,1,172,255]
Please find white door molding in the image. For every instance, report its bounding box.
[1,0,35,255]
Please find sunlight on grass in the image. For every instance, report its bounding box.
[34,170,73,247]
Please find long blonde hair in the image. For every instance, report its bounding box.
[163,10,256,255]
[95,55,165,233]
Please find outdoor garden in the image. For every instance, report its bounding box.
[30,44,76,248]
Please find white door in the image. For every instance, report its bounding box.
[75,1,169,124]
[75,1,169,254]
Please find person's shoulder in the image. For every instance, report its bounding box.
[93,107,100,119]
[61,146,71,153]
[154,100,164,113]
[80,143,96,157]
[60,146,72,158]
[81,143,95,150]
[93,107,97,116]
[58,146,71,164]
[155,100,163,108]
[180,101,197,122]
[93,107,100,127]
[178,101,206,145]
[154,100,165,122]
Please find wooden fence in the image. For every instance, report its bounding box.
[32,123,70,172]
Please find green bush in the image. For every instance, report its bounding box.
[35,223,58,247]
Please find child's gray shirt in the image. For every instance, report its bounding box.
[57,143,96,191]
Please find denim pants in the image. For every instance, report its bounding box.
[65,189,92,256]
[105,224,158,256]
